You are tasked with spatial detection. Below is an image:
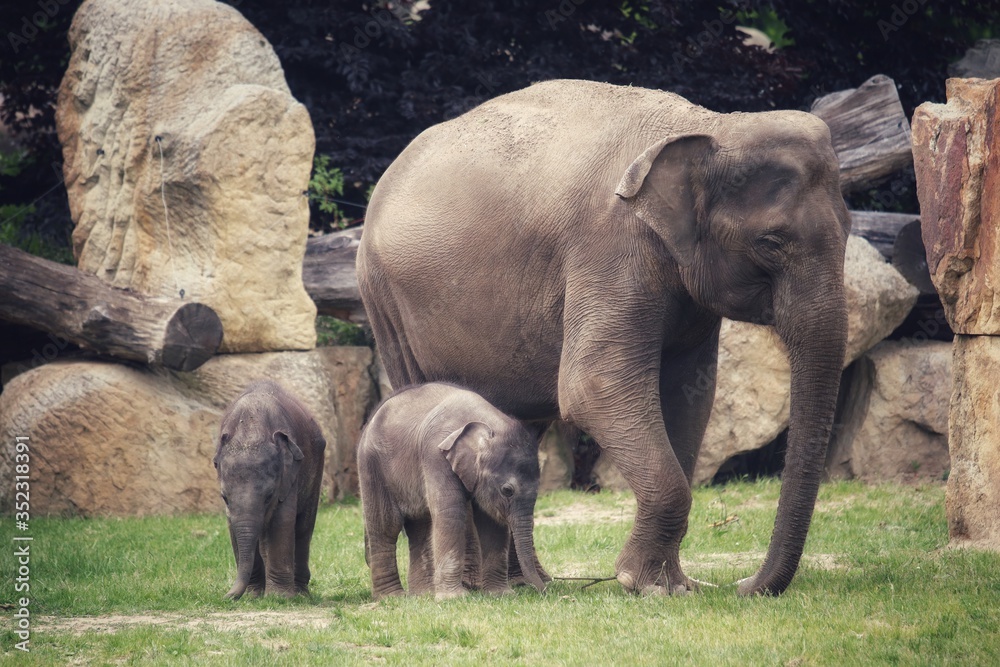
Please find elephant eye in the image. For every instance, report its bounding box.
[501,483,515,498]
[264,492,275,504]
[757,233,784,250]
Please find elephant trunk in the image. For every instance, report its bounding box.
[738,267,847,596]
[227,520,261,600]
[511,514,545,593]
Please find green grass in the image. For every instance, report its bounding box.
[2,480,999,665]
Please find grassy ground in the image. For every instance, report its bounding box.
[2,480,998,665]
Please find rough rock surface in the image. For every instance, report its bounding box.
[912,78,1000,335]
[827,340,951,482]
[55,0,316,352]
[0,348,375,516]
[947,335,1000,550]
[538,421,579,493]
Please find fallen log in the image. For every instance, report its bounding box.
[0,244,223,371]
[848,210,920,259]
[810,74,913,194]
[303,227,367,324]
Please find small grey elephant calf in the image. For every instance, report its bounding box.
[358,382,546,601]
[214,380,326,600]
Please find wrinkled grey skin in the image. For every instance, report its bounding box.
[357,79,850,597]
[214,380,326,600]
[358,382,545,601]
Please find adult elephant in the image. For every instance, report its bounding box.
[356,79,850,596]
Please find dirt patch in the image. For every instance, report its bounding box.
[36,610,333,635]
[535,499,637,526]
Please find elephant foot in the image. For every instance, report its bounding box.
[434,587,468,601]
[372,588,405,602]
[481,582,515,596]
[615,550,694,596]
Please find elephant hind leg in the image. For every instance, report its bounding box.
[361,269,426,390]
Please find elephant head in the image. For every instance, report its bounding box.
[438,421,545,593]
[617,112,850,595]
[214,427,303,600]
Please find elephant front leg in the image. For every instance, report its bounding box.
[293,501,320,596]
[474,507,512,595]
[560,346,693,596]
[260,500,299,598]
[462,503,483,590]
[430,502,471,600]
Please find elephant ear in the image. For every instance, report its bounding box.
[615,134,717,267]
[437,422,494,494]
[274,430,304,503]
[212,432,230,470]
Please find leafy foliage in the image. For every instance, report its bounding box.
[315,315,369,346]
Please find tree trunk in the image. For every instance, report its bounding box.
[0,244,223,371]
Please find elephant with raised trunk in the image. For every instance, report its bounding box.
[214,380,326,600]
[358,382,546,601]
[357,79,850,596]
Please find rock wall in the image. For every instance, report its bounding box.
[914,77,1000,551]
[948,336,1000,549]
[0,348,375,516]
[826,340,951,482]
[56,0,316,353]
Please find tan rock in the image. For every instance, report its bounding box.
[947,335,1000,550]
[0,347,375,516]
[691,236,918,484]
[832,340,951,482]
[56,0,316,352]
[912,78,1000,335]
[538,421,580,493]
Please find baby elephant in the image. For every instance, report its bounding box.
[358,382,545,600]
[214,380,326,600]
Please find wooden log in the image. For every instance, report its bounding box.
[810,74,913,194]
[848,210,920,259]
[0,244,223,371]
[303,227,367,324]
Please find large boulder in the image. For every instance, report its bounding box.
[826,340,951,482]
[912,78,1000,335]
[0,348,376,516]
[55,0,316,352]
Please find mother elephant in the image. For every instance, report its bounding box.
[356,79,849,596]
